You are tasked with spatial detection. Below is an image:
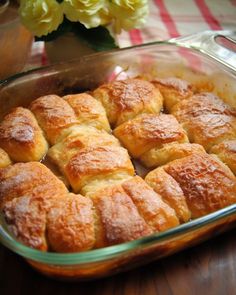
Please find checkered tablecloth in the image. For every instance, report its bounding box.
[27,0,236,69]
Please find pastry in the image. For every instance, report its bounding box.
[0,107,48,162]
[171,92,236,151]
[0,162,95,252]
[114,113,202,168]
[93,78,163,127]
[152,77,193,111]
[1,76,236,255]
[114,113,188,158]
[64,93,111,132]
[65,146,135,193]
[140,142,205,168]
[0,162,68,208]
[146,152,236,219]
[30,95,78,145]
[48,125,120,172]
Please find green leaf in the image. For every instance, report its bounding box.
[35,19,118,52]
[72,23,118,51]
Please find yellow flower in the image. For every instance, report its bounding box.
[62,0,111,28]
[110,0,149,33]
[19,0,64,37]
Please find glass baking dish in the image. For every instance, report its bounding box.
[0,30,236,280]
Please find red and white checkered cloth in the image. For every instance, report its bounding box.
[27,0,236,69]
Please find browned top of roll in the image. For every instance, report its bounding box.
[93,78,163,126]
[153,77,193,97]
[64,93,110,131]
[3,192,95,252]
[114,113,188,158]
[164,153,236,218]
[47,193,95,253]
[30,95,78,144]
[92,184,153,248]
[101,79,156,109]
[3,195,48,251]
[0,162,68,208]
[65,146,134,192]
[0,107,36,144]
[122,176,180,231]
[152,77,193,111]
[0,107,48,162]
[172,92,236,121]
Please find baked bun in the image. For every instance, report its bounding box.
[145,167,191,223]
[0,148,11,168]
[140,142,205,168]
[172,93,236,151]
[0,162,68,208]
[0,162,95,252]
[64,93,111,132]
[121,176,179,230]
[210,139,236,175]
[92,184,153,248]
[46,193,95,253]
[65,146,135,193]
[152,77,193,111]
[90,176,179,248]
[3,191,95,252]
[146,153,236,219]
[30,95,78,145]
[114,113,188,159]
[0,107,48,162]
[48,125,120,171]
[3,194,48,251]
[93,78,163,127]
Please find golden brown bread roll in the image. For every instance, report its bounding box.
[0,107,48,162]
[146,153,236,219]
[210,140,236,175]
[48,125,120,172]
[65,146,135,193]
[145,167,191,222]
[152,77,193,112]
[1,162,95,252]
[114,113,188,159]
[172,92,236,119]
[3,192,95,253]
[91,184,153,248]
[0,148,11,168]
[64,93,111,132]
[93,78,163,127]
[30,95,78,145]
[172,93,236,151]
[0,162,68,209]
[140,142,206,168]
[3,195,48,251]
[121,176,179,230]
[46,193,95,253]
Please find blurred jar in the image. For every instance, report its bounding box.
[0,1,33,80]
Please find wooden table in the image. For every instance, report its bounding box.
[1,228,236,295]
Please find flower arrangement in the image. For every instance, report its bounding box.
[19,0,149,51]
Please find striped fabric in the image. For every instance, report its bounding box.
[27,0,236,69]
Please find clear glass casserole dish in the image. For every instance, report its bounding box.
[0,30,236,281]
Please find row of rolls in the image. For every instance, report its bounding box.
[0,77,236,253]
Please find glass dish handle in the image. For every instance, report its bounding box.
[169,30,236,72]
